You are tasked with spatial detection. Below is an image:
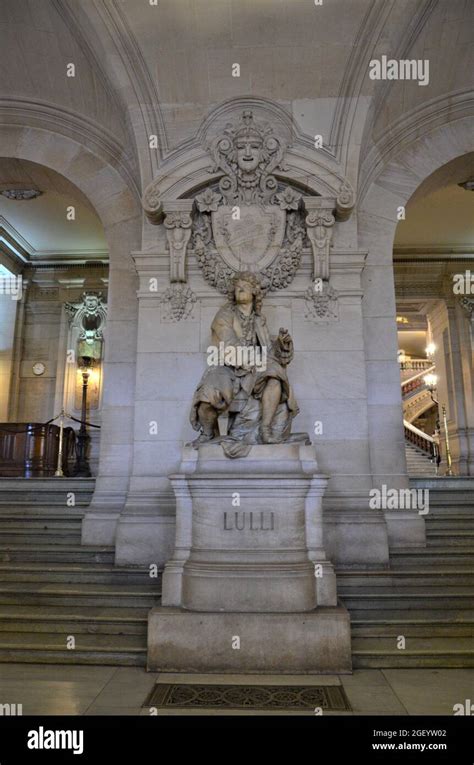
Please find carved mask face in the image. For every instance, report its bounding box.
[84,296,98,313]
[234,280,254,306]
[235,137,262,173]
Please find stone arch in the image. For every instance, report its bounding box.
[142,97,354,222]
[357,114,474,495]
[0,120,143,542]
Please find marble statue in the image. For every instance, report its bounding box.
[190,271,299,456]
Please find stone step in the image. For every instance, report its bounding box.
[337,570,474,586]
[351,623,474,637]
[337,575,474,600]
[340,593,473,609]
[0,521,82,533]
[0,531,82,545]
[0,545,115,564]
[425,519,474,530]
[352,649,474,669]
[0,479,94,507]
[0,631,146,650]
[426,528,474,547]
[0,647,146,666]
[0,507,84,517]
[390,549,474,567]
[348,608,474,623]
[0,563,156,585]
[352,636,474,652]
[0,604,150,622]
[0,583,160,608]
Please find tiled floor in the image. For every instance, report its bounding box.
[0,664,472,715]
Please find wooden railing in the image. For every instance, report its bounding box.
[0,423,76,477]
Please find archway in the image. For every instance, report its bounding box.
[359,115,474,487]
[0,121,142,543]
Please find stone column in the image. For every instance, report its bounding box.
[358,209,425,548]
[82,217,141,546]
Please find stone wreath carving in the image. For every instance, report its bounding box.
[189,110,308,295]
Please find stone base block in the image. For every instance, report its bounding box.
[147,606,352,674]
[115,514,175,567]
[384,511,426,548]
[81,511,118,547]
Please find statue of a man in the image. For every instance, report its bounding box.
[190,272,298,452]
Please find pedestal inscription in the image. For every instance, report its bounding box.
[223,511,275,531]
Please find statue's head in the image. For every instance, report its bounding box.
[228,271,262,315]
[84,294,99,313]
[209,110,285,202]
[235,134,263,174]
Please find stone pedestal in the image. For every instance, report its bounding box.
[148,442,352,673]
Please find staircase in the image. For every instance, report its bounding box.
[405,441,437,476]
[0,496,160,665]
[338,494,474,667]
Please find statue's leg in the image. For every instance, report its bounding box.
[261,378,282,443]
[197,402,219,441]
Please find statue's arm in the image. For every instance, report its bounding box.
[211,309,240,347]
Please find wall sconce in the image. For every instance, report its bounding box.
[426,343,436,358]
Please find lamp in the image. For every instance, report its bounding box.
[422,372,453,476]
[73,355,94,477]
[423,372,438,396]
[426,342,436,358]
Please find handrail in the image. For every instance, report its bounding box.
[404,419,438,463]
[402,364,435,388]
[399,358,433,372]
[404,419,434,443]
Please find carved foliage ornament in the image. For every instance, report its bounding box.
[304,282,338,322]
[161,284,197,322]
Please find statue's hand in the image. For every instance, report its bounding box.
[276,328,293,365]
[278,328,291,348]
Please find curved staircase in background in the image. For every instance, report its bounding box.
[401,360,438,477]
